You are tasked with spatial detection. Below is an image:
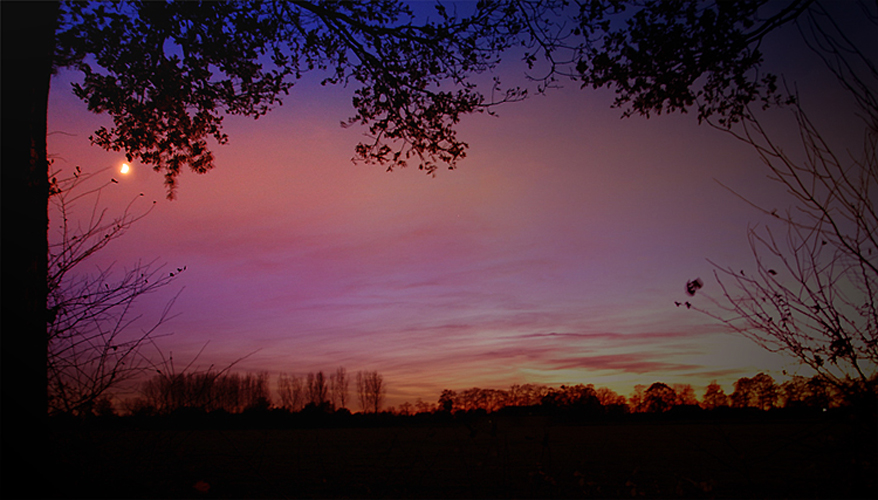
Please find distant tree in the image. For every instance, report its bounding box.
[91,395,117,418]
[642,382,678,413]
[357,373,368,412]
[507,384,522,407]
[243,371,272,410]
[672,384,699,406]
[780,375,809,408]
[415,398,433,414]
[277,373,305,412]
[542,384,601,412]
[307,371,329,407]
[702,381,729,410]
[750,372,779,410]
[779,374,843,409]
[629,384,647,413]
[329,367,349,410]
[595,387,627,407]
[805,376,835,409]
[356,370,385,413]
[459,387,483,411]
[527,383,551,405]
[454,386,511,412]
[483,388,508,412]
[397,401,414,416]
[730,376,756,409]
[437,389,457,413]
[212,373,242,412]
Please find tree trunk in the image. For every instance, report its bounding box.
[1,1,58,494]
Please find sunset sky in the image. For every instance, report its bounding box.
[46,6,873,409]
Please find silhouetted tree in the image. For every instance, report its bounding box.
[459,387,485,411]
[521,1,813,125]
[438,389,457,413]
[510,383,550,407]
[595,387,627,407]
[277,372,305,412]
[356,370,385,413]
[329,367,349,410]
[629,384,647,413]
[672,384,699,406]
[731,376,757,409]
[702,381,729,410]
[642,382,678,413]
[804,375,835,409]
[542,384,601,412]
[750,372,779,410]
[415,398,433,414]
[397,401,414,416]
[307,371,329,407]
[780,375,809,408]
[244,371,272,410]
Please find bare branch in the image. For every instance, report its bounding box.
[47,168,184,415]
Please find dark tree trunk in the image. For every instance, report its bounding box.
[1,1,58,494]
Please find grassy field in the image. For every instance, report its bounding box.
[48,413,876,498]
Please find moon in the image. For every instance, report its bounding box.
[120,163,130,174]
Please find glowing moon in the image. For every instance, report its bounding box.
[120,163,130,174]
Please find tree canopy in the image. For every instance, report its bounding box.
[53,0,527,195]
[51,0,814,196]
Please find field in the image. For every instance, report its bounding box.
[49,413,876,498]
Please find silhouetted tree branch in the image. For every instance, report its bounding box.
[46,167,183,415]
[513,0,812,126]
[698,2,877,397]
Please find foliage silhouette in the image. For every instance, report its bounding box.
[641,382,677,413]
[515,0,810,125]
[53,0,531,193]
[702,380,730,410]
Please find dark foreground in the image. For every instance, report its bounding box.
[46,412,876,499]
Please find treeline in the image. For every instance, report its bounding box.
[276,368,385,414]
[123,367,385,416]
[94,370,873,419]
[403,372,869,417]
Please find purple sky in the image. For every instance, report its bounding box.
[46,10,870,409]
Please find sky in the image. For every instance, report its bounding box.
[46,4,874,409]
